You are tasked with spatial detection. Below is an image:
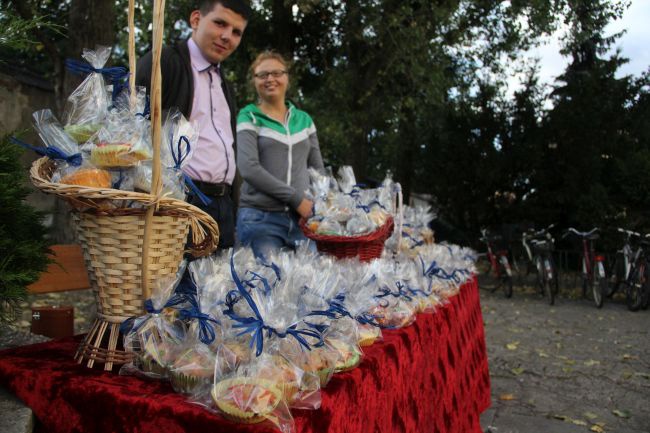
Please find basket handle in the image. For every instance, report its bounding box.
[393,183,404,252]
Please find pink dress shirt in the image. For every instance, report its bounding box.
[183,38,235,185]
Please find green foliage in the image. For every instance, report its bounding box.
[0,136,51,323]
[0,11,64,51]
[3,0,649,244]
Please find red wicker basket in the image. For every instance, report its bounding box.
[300,217,394,261]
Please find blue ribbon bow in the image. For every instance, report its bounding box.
[376,281,413,302]
[226,255,323,356]
[179,306,221,345]
[120,292,188,335]
[10,136,82,166]
[65,58,129,102]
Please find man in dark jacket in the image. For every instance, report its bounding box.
[135,0,251,249]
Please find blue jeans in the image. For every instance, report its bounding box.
[236,207,312,259]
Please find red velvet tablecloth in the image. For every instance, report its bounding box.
[0,277,490,433]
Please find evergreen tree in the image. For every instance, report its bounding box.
[537,0,634,229]
[0,136,51,323]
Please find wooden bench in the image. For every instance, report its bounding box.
[28,244,91,294]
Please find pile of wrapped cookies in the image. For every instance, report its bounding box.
[120,229,475,433]
[21,46,477,433]
[23,47,198,206]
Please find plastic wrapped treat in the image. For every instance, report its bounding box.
[169,343,216,395]
[133,108,197,200]
[63,46,114,143]
[210,356,294,432]
[30,109,112,188]
[121,278,189,379]
[89,113,152,168]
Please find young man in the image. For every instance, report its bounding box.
[136,0,251,249]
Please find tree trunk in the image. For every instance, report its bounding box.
[63,0,118,101]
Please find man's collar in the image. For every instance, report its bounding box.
[187,37,219,72]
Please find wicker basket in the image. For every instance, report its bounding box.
[300,217,394,262]
[30,158,219,371]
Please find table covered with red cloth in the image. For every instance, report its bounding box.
[0,277,490,433]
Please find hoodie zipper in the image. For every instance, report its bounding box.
[284,108,293,186]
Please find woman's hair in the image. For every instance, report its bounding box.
[249,51,291,79]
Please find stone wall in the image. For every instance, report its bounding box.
[0,71,77,243]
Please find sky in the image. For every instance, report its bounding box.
[511,0,650,95]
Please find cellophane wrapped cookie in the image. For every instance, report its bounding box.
[223,252,325,404]
[169,338,216,395]
[133,108,197,200]
[416,243,476,302]
[340,263,385,347]
[305,166,391,237]
[210,354,294,433]
[120,277,189,379]
[32,109,111,189]
[386,203,437,254]
[63,46,112,144]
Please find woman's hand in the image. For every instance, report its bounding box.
[296,198,314,219]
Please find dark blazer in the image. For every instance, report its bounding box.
[135,38,241,201]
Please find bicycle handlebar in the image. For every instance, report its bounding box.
[523,224,555,240]
[616,227,641,238]
[563,227,599,239]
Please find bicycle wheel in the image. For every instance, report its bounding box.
[543,257,555,305]
[503,274,513,298]
[626,261,646,312]
[581,259,589,299]
[549,255,559,296]
[609,253,625,297]
[592,264,606,308]
[535,256,544,293]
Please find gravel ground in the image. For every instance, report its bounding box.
[479,275,650,433]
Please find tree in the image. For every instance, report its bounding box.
[0,136,51,323]
[2,0,117,114]
[535,0,634,228]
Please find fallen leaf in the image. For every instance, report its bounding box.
[612,409,630,419]
[635,372,650,380]
[584,360,600,367]
[621,371,634,380]
[583,412,598,420]
[622,354,638,361]
[499,393,516,401]
[564,359,576,365]
[552,414,568,421]
[562,367,573,373]
[536,350,549,358]
[511,367,525,376]
[506,342,520,350]
[571,419,588,426]
[590,425,605,433]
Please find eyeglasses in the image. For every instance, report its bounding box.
[253,70,288,80]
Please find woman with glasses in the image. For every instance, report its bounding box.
[235,51,324,259]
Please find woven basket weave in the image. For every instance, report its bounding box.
[31,157,219,370]
[300,217,394,262]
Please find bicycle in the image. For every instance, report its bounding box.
[609,228,650,311]
[522,224,558,305]
[563,227,607,308]
[479,228,513,298]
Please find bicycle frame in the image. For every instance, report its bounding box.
[522,224,557,304]
[580,237,605,284]
[482,233,512,279]
[480,228,514,298]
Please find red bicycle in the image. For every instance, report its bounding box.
[479,228,513,298]
[563,227,607,308]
